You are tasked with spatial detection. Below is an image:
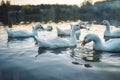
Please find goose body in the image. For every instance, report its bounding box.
[102,20,120,39]
[6,23,44,38]
[35,22,84,49]
[56,27,81,40]
[56,22,89,40]
[35,37,75,49]
[56,27,73,36]
[82,34,120,52]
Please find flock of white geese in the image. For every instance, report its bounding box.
[5,20,120,53]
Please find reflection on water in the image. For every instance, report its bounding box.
[81,52,101,62]
[0,23,120,80]
[37,46,76,57]
[7,37,36,48]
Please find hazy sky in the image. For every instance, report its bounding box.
[0,0,103,5]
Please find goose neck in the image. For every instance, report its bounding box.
[70,29,77,44]
[104,24,111,35]
[93,36,104,50]
[32,28,38,36]
[106,24,110,29]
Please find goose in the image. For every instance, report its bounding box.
[56,22,89,40]
[82,34,120,53]
[44,25,53,31]
[5,23,44,38]
[35,22,84,49]
[102,20,120,40]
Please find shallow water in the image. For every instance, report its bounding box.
[0,22,120,80]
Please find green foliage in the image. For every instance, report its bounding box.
[6,0,120,25]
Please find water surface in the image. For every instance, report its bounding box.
[0,22,120,80]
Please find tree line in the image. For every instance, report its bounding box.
[0,0,120,26]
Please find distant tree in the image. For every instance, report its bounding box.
[0,0,12,27]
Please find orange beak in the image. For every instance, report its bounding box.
[81,40,86,46]
[80,25,85,29]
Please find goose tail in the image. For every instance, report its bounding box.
[56,27,63,35]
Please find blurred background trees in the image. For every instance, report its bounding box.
[0,0,120,27]
[0,0,12,27]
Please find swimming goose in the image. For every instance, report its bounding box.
[56,21,89,40]
[102,20,120,40]
[82,34,120,53]
[5,23,44,38]
[44,25,53,31]
[35,22,84,49]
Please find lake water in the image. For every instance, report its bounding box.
[0,22,120,80]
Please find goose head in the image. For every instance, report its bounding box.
[101,20,110,26]
[70,21,85,30]
[45,25,53,31]
[71,22,85,32]
[32,23,44,31]
[82,34,98,46]
[32,23,44,36]
[79,21,85,29]
[75,21,89,30]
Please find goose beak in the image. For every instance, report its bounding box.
[81,40,86,46]
[40,26,45,30]
[80,25,85,29]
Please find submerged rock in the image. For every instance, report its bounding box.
[84,64,92,68]
[72,61,83,65]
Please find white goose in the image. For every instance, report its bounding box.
[102,20,120,39]
[82,34,120,52]
[35,22,84,49]
[44,25,53,31]
[56,22,89,40]
[5,23,44,38]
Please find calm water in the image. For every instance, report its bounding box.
[0,22,120,80]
